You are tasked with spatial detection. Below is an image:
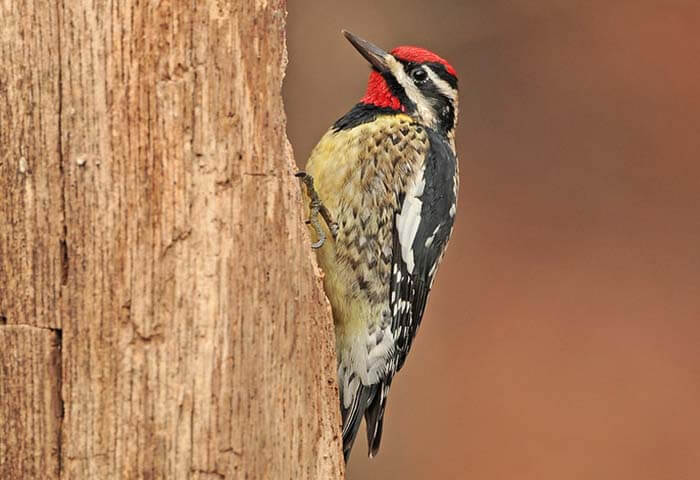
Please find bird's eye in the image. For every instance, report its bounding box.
[411,68,428,83]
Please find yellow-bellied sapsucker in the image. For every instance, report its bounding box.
[299,31,459,462]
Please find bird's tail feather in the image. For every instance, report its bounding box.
[364,381,391,458]
[341,384,376,462]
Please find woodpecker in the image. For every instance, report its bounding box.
[299,31,459,461]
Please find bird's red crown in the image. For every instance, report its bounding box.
[390,46,457,77]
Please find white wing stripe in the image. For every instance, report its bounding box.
[395,165,426,273]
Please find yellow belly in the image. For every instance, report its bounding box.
[302,113,426,350]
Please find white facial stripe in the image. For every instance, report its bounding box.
[425,66,457,101]
[426,66,459,131]
[386,57,437,127]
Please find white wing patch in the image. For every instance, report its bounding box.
[424,224,442,248]
[395,165,426,273]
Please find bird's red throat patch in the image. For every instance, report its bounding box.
[361,70,403,110]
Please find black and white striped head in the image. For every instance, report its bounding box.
[344,30,459,136]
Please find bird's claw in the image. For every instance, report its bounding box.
[296,171,338,249]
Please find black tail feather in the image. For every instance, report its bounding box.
[341,381,392,461]
[364,381,390,458]
[341,385,375,462]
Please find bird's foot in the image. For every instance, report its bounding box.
[295,171,339,249]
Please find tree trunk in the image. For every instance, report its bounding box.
[0,1,344,478]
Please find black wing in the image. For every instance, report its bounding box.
[390,127,457,371]
[364,128,458,456]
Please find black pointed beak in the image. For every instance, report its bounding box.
[342,30,391,73]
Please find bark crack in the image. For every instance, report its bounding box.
[0,322,61,332]
[54,327,64,480]
[160,228,193,259]
[190,0,197,157]
[56,2,68,288]
[54,3,66,478]
[191,469,225,479]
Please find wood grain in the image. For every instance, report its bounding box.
[0,0,64,330]
[0,326,62,479]
[1,1,344,478]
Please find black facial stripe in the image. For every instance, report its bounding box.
[395,61,456,133]
[399,61,458,91]
[439,102,455,134]
[420,78,444,100]
[400,61,420,76]
[379,69,417,114]
[424,62,458,89]
[412,76,455,134]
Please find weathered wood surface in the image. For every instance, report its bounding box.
[0,1,344,478]
[0,326,62,479]
[0,0,64,329]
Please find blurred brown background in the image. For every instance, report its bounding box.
[284,1,700,478]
